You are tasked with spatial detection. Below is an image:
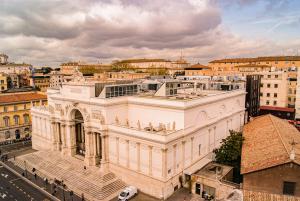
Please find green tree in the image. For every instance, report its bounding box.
[213,130,244,183]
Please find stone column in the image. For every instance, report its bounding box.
[173,144,177,175]
[61,123,67,155]
[56,122,61,151]
[208,128,211,152]
[84,130,97,166]
[181,141,186,170]
[137,142,141,172]
[191,137,194,163]
[94,133,98,157]
[66,123,76,156]
[116,137,120,165]
[161,148,168,178]
[213,126,216,149]
[148,145,153,176]
[50,121,57,151]
[101,135,106,163]
[94,133,100,165]
[126,140,130,168]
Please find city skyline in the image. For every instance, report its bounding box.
[1,0,300,66]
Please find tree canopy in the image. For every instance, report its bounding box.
[213,130,244,183]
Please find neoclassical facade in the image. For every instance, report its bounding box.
[31,74,246,199]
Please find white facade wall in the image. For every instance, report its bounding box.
[31,82,246,199]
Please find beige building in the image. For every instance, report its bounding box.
[60,62,111,75]
[209,56,300,72]
[30,73,50,92]
[184,63,211,76]
[0,73,8,92]
[94,72,150,81]
[260,71,289,107]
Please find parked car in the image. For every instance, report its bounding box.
[118,186,138,201]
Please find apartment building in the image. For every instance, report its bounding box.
[0,92,47,142]
[260,71,288,107]
[30,73,51,92]
[208,56,300,72]
[0,73,8,92]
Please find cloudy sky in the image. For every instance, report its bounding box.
[1,0,300,67]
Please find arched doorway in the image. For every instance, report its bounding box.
[15,129,20,139]
[73,110,85,156]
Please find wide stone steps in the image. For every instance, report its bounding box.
[11,151,127,201]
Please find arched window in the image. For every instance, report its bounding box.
[3,116,9,127]
[14,115,20,125]
[23,114,30,124]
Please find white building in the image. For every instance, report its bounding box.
[31,71,246,199]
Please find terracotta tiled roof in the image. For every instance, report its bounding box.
[234,64,271,68]
[119,58,168,63]
[260,106,295,113]
[185,63,211,70]
[209,56,300,63]
[0,92,47,104]
[241,114,300,174]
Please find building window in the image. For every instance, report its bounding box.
[268,75,271,78]
[266,100,270,105]
[24,104,27,110]
[267,84,271,88]
[260,93,263,97]
[198,144,201,156]
[273,101,277,105]
[3,106,7,112]
[283,181,296,195]
[288,97,292,101]
[3,117,9,127]
[14,105,18,111]
[274,93,277,97]
[14,115,20,125]
[267,93,270,97]
[260,83,263,87]
[23,114,29,124]
[275,75,278,78]
[274,84,278,88]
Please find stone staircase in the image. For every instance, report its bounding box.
[10,151,126,201]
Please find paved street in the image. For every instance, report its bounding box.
[1,141,82,201]
[0,164,51,201]
[0,141,33,159]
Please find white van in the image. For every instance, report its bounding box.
[118,186,138,201]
